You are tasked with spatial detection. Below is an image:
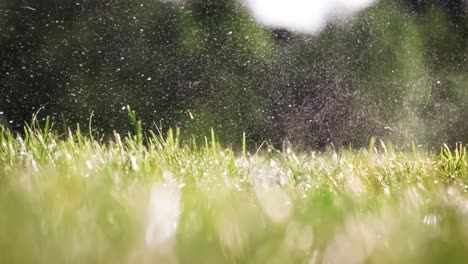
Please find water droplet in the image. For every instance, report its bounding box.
[130,156,139,171]
[255,185,292,224]
[145,179,180,249]
[85,160,93,170]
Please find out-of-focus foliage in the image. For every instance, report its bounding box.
[1,126,468,263]
[0,0,467,148]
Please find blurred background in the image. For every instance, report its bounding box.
[1,0,467,148]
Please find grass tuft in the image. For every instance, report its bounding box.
[0,123,467,263]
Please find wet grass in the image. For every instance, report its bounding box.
[0,124,467,264]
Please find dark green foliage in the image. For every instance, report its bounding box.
[0,0,467,148]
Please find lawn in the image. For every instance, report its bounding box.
[0,124,467,264]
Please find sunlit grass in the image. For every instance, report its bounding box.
[0,122,467,264]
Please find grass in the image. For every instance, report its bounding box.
[0,120,467,264]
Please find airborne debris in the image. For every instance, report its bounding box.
[20,6,36,11]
